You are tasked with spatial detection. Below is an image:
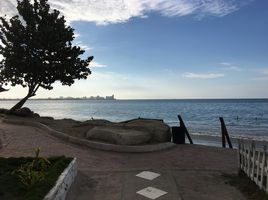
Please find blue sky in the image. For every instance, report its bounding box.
[0,0,268,99]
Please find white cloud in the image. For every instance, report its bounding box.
[223,66,243,71]
[220,62,243,71]
[0,0,248,25]
[220,62,232,66]
[0,0,17,18]
[73,32,80,38]
[183,72,224,79]
[253,77,268,81]
[89,71,129,83]
[74,41,92,51]
[257,68,268,75]
[253,68,268,80]
[89,61,107,68]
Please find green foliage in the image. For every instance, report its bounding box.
[12,162,45,188]
[0,156,72,200]
[12,148,50,188]
[0,0,93,110]
[32,147,50,171]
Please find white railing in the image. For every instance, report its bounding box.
[237,139,268,192]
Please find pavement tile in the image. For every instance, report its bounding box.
[137,186,167,199]
[136,171,161,180]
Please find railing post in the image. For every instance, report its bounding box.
[177,115,193,144]
[251,141,256,180]
[237,139,241,170]
[260,146,267,189]
[256,148,261,184]
[247,142,253,176]
[219,117,233,149]
[221,121,226,148]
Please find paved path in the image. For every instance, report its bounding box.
[0,121,246,200]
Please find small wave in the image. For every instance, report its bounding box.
[190,132,268,142]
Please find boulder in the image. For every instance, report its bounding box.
[0,108,8,114]
[84,118,171,145]
[123,119,171,143]
[14,107,33,117]
[13,107,39,117]
[86,126,152,145]
[32,113,40,118]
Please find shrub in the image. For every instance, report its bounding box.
[12,148,50,188]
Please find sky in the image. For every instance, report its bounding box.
[0,0,268,99]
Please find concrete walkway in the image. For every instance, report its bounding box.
[0,121,246,200]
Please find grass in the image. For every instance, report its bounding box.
[0,156,72,200]
[223,170,268,200]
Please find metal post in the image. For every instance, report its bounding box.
[178,115,193,144]
[219,117,233,149]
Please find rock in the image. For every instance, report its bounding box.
[14,107,33,117]
[84,118,171,145]
[41,116,54,120]
[13,107,40,117]
[0,108,8,114]
[75,119,114,127]
[32,113,40,118]
[123,119,171,143]
[86,126,152,145]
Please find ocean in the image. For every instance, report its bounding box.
[1,99,268,143]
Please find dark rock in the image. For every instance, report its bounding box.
[0,108,8,114]
[14,107,33,117]
[41,116,54,120]
[32,113,40,118]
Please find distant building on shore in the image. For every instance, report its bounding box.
[55,95,116,100]
[87,95,115,100]
[105,94,115,100]
[0,95,116,100]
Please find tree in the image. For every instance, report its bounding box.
[0,0,93,112]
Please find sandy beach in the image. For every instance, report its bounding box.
[0,115,247,200]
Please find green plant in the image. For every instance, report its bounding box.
[12,148,50,188]
[32,147,50,172]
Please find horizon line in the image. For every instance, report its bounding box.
[1,97,268,101]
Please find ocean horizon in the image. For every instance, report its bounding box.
[1,98,268,100]
[1,98,268,143]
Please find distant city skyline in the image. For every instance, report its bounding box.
[0,0,268,99]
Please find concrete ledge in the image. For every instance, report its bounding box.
[3,119,176,152]
[44,158,77,200]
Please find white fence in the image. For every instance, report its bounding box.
[237,139,268,192]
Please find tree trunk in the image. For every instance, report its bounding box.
[8,85,38,113]
[8,95,32,113]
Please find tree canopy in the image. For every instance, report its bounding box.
[0,0,93,111]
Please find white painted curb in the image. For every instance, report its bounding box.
[43,158,77,200]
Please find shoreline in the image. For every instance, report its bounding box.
[1,113,267,149]
[1,99,267,141]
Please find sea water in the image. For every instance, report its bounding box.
[1,99,268,142]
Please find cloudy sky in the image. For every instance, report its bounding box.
[0,0,268,99]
